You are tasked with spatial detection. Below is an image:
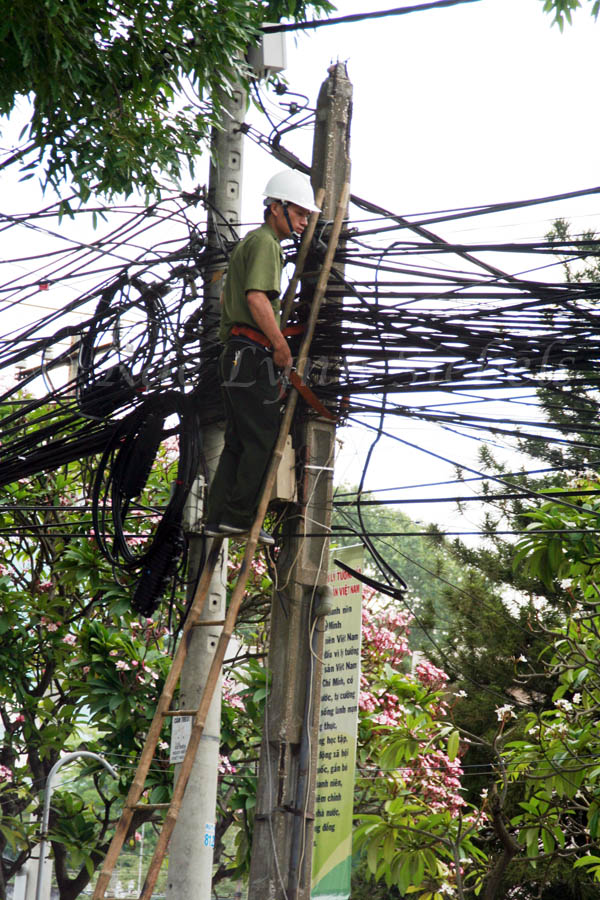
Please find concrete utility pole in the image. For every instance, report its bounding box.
[248,62,352,900]
[166,85,246,900]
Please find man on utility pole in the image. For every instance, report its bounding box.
[168,33,291,899]
[248,62,352,900]
[204,170,320,543]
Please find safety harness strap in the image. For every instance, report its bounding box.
[229,323,305,347]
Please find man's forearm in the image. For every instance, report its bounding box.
[246,291,286,350]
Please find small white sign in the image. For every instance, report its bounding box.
[169,715,192,764]
[204,822,215,848]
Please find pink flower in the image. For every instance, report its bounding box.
[251,558,267,577]
[218,757,237,775]
[162,435,180,455]
[222,678,245,710]
[403,749,465,815]
[415,659,448,689]
[0,764,12,782]
[116,660,131,671]
[62,634,77,647]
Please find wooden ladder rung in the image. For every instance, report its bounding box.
[133,803,171,811]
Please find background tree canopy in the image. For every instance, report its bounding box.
[0,0,334,199]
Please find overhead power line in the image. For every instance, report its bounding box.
[262,0,482,33]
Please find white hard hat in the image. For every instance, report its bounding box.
[263,169,320,212]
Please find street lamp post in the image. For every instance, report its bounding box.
[36,751,118,900]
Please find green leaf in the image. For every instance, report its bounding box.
[574,855,600,868]
[383,830,395,865]
[525,827,539,860]
[590,807,600,839]
[367,838,379,874]
[541,828,555,855]
[447,730,459,762]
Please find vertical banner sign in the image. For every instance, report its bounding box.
[311,545,364,900]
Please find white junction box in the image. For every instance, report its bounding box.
[248,32,287,80]
[271,434,297,502]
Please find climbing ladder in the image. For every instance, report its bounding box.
[92,181,350,900]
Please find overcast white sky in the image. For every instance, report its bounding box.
[2,0,599,532]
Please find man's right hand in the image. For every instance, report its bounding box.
[273,339,292,372]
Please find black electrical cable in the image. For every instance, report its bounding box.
[333,462,592,497]
[3,112,600,600]
[262,0,483,33]
[346,415,600,519]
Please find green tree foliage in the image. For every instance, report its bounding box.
[353,602,486,899]
[0,392,272,899]
[420,461,600,897]
[0,0,334,199]
[499,492,600,897]
[540,0,600,29]
[0,443,176,899]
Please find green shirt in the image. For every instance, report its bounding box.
[219,223,284,344]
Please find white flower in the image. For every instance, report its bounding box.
[548,721,569,737]
[517,655,527,663]
[572,693,582,704]
[495,704,516,721]
[555,698,572,712]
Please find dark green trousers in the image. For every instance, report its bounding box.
[206,340,281,529]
